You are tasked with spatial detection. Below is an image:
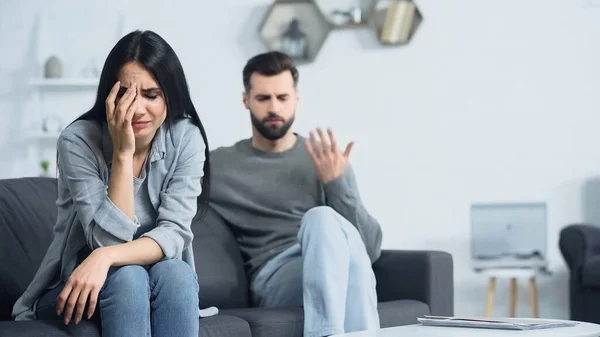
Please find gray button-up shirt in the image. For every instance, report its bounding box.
[12,117,205,320]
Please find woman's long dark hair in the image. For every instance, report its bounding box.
[66,30,210,215]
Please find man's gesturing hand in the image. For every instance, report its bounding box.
[304,128,354,184]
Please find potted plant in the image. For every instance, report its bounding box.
[40,160,50,177]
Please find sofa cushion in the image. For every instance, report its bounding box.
[198,315,252,337]
[220,300,430,337]
[0,175,250,321]
[0,320,100,337]
[0,315,252,337]
[191,205,249,309]
[378,300,430,327]
[582,255,600,288]
[0,177,58,321]
[220,307,304,337]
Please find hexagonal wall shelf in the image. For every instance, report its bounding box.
[314,0,373,28]
[370,0,423,46]
[259,0,331,64]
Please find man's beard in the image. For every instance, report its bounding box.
[250,110,295,141]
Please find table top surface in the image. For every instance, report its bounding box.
[332,319,600,337]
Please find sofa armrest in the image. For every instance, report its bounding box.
[559,224,600,274]
[372,250,453,316]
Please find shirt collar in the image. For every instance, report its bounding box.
[102,122,166,165]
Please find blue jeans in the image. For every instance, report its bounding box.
[251,206,380,337]
[36,259,199,337]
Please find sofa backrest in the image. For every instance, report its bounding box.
[190,204,250,309]
[0,177,249,321]
[0,178,57,321]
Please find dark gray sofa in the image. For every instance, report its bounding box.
[0,177,454,337]
[559,224,600,324]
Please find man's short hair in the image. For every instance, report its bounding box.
[243,51,299,92]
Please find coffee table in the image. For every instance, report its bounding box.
[332,318,600,337]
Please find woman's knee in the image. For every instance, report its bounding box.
[149,260,198,298]
[100,265,150,304]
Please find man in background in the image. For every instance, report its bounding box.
[207,51,383,337]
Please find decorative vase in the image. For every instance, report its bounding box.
[280,18,308,60]
[42,115,63,133]
[44,55,63,78]
[380,0,417,45]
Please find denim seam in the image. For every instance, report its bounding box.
[146,271,151,337]
[306,327,344,337]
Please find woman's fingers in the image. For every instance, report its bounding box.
[105,81,121,121]
[74,286,91,324]
[56,282,73,316]
[62,285,82,325]
[115,83,137,123]
[125,96,138,124]
[87,286,100,319]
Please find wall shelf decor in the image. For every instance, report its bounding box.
[580,0,600,8]
[257,0,423,63]
[370,0,423,46]
[14,13,123,177]
[314,0,372,28]
[259,0,331,64]
[22,76,99,177]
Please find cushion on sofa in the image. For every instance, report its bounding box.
[0,320,100,337]
[220,300,430,337]
[220,307,304,337]
[0,178,58,321]
[198,315,253,337]
[191,205,249,309]
[0,315,252,337]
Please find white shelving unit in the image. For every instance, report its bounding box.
[25,77,99,140]
[14,12,127,177]
[24,131,63,142]
[29,77,99,88]
[24,77,99,176]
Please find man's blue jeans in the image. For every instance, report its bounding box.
[36,259,199,337]
[251,206,380,337]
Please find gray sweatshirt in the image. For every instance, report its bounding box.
[208,134,383,281]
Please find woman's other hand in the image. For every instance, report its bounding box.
[56,248,112,325]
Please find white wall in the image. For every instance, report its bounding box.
[1,0,600,319]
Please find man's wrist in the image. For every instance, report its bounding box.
[320,169,345,184]
[321,175,339,184]
[322,172,344,188]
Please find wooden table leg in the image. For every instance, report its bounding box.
[529,277,539,318]
[510,277,517,317]
[485,277,496,317]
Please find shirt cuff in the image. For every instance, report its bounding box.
[141,227,182,260]
[95,196,140,242]
[323,169,353,198]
